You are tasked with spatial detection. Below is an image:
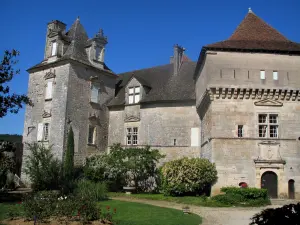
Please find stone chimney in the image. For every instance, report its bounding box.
[172,44,185,76]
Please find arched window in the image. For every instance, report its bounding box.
[239,182,248,188]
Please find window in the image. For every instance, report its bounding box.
[45,81,53,100]
[43,123,49,141]
[238,125,243,138]
[128,86,140,104]
[90,83,100,103]
[127,127,138,145]
[260,70,265,80]
[191,127,200,146]
[258,114,278,138]
[51,41,57,56]
[273,71,278,80]
[37,123,50,141]
[95,47,100,61]
[88,126,96,145]
[174,139,177,146]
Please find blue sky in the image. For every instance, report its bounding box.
[0,0,300,135]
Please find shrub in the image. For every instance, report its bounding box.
[161,157,218,196]
[24,143,62,191]
[75,179,108,201]
[63,127,74,180]
[22,191,59,221]
[221,187,268,200]
[250,203,300,225]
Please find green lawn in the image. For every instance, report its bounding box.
[0,200,202,225]
[109,192,226,207]
[101,200,202,225]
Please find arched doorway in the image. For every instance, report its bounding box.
[261,171,278,198]
[288,179,295,199]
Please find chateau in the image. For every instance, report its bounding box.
[22,9,300,199]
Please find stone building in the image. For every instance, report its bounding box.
[22,10,300,199]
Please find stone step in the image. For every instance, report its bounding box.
[270,198,299,205]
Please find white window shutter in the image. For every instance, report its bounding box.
[37,123,43,141]
[91,85,98,103]
[191,128,200,147]
[45,81,53,99]
[51,41,57,56]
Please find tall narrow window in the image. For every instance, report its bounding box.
[88,126,96,144]
[45,81,53,100]
[273,71,278,80]
[238,125,243,138]
[95,47,100,61]
[90,84,100,103]
[43,123,49,141]
[51,41,57,56]
[127,127,138,145]
[260,70,265,80]
[128,86,140,104]
[37,123,44,141]
[258,114,278,138]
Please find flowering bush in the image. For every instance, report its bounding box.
[161,157,218,196]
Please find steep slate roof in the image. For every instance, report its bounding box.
[205,10,300,53]
[108,60,196,106]
[28,18,112,72]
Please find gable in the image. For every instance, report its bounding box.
[254,99,283,107]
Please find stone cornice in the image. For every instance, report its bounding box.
[206,87,300,101]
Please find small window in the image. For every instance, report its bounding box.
[43,123,49,141]
[173,139,177,146]
[127,127,138,145]
[51,41,57,56]
[238,125,243,138]
[128,86,140,104]
[90,83,100,103]
[95,47,100,61]
[260,70,265,80]
[45,81,53,100]
[88,126,96,145]
[273,71,278,80]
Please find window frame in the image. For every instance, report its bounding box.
[88,125,96,145]
[258,113,279,138]
[237,125,243,138]
[260,70,266,80]
[126,127,138,145]
[43,123,50,141]
[128,86,141,104]
[273,71,278,80]
[90,83,100,103]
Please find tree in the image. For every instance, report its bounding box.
[0,49,32,118]
[63,127,74,179]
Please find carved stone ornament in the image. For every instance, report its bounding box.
[44,71,56,80]
[254,98,283,107]
[124,113,140,122]
[42,110,52,118]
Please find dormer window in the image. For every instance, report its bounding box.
[95,47,101,61]
[128,86,140,104]
[51,41,57,56]
[90,83,100,103]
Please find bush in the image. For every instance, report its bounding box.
[75,179,108,201]
[221,187,268,199]
[83,144,165,192]
[250,203,300,225]
[161,157,218,196]
[24,143,62,191]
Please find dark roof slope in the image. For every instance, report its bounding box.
[205,11,300,53]
[108,61,196,106]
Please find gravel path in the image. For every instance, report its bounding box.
[112,197,281,225]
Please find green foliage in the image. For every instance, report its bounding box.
[0,50,33,118]
[63,127,74,180]
[0,141,17,189]
[22,191,59,221]
[24,143,62,191]
[75,179,108,201]
[250,203,300,225]
[84,144,165,192]
[161,157,218,196]
[221,187,268,199]
[0,134,22,143]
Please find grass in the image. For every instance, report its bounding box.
[109,192,270,207]
[0,200,202,225]
[101,200,202,225]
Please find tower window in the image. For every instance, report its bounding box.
[237,125,243,138]
[273,71,278,80]
[90,83,100,103]
[51,41,57,56]
[43,123,49,141]
[88,125,96,145]
[260,70,265,80]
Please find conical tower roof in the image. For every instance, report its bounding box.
[205,9,300,53]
